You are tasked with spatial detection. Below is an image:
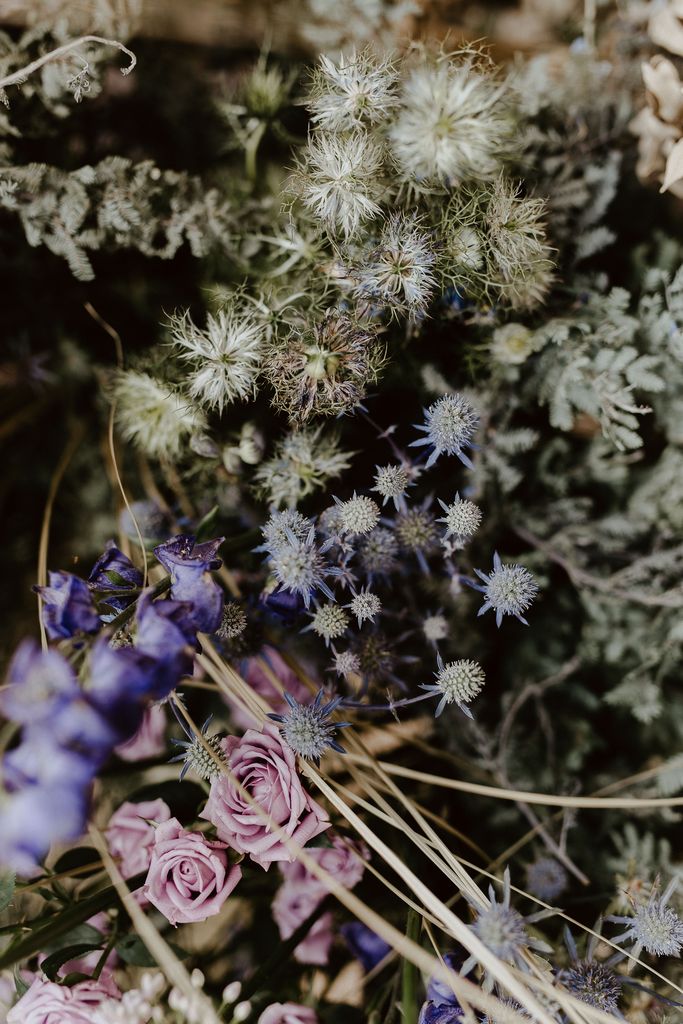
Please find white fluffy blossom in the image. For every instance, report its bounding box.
[295,129,385,238]
[353,214,437,317]
[114,370,206,460]
[308,49,399,131]
[170,306,262,414]
[491,322,536,365]
[389,56,511,187]
[420,653,485,717]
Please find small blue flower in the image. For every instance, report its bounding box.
[3,730,98,793]
[340,922,392,971]
[88,540,144,612]
[33,571,101,640]
[467,551,538,627]
[268,688,352,764]
[154,534,225,634]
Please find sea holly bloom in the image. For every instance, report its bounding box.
[88,541,143,612]
[608,878,683,959]
[268,526,341,610]
[142,816,242,925]
[0,640,80,725]
[200,723,329,869]
[420,654,485,718]
[410,393,479,470]
[468,552,539,627]
[154,534,224,634]
[268,689,351,764]
[170,713,228,782]
[34,571,101,640]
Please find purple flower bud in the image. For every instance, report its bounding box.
[88,541,143,612]
[51,695,123,764]
[340,922,392,972]
[154,535,224,633]
[0,641,80,725]
[0,784,89,876]
[33,571,101,640]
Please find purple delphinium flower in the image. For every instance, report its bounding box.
[340,922,392,972]
[135,590,196,662]
[0,784,89,876]
[3,731,98,793]
[154,534,224,633]
[418,1003,463,1024]
[88,541,143,612]
[426,950,466,1006]
[86,638,161,740]
[0,640,80,725]
[33,571,101,640]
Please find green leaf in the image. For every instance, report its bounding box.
[116,933,189,966]
[53,847,101,877]
[0,871,16,915]
[195,504,220,542]
[40,942,103,982]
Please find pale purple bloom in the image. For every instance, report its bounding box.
[418,1003,464,1024]
[340,922,391,971]
[135,590,197,691]
[0,784,89,876]
[88,541,143,612]
[3,731,96,793]
[0,641,79,725]
[34,571,101,640]
[426,951,466,1005]
[272,881,334,965]
[154,534,224,633]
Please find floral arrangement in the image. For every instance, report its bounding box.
[1,2,683,1023]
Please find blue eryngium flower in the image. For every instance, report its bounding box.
[154,534,225,633]
[467,551,539,627]
[268,688,352,764]
[88,540,143,612]
[340,922,392,971]
[33,571,101,640]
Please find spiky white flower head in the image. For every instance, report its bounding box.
[485,179,554,310]
[389,55,511,187]
[265,310,384,421]
[525,856,568,902]
[332,648,361,679]
[254,428,352,508]
[372,463,413,509]
[354,214,437,318]
[241,59,292,118]
[269,526,340,608]
[420,652,485,717]
[294,129,385,238]
[610,879,683,959]
[437,493,482,541]
[170,715,227,781]
[410,393,479,469]
[259,509,313,554]
[558,961,621,1015]
[308,603,350,645]
[471,552,539,627]
[461,869,554,984]
[114,370,207,460]
[169,307,262,414]
[216,602,248,641]
[359,527,400,579]
[395,504,439,573]
[449,225,484,270]
[348,588,381,627]
[335,493,380,536]
[423,613,448,644]
[491,322,535,365]
[308,49,399,131]
[268,689,351,764]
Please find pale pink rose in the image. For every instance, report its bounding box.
[228,647,311,731]
[272,881,334,965]
[105,798,171,879]
[279,834,367,893]
[7,973,120,1024]
[142,817,241,925]
[200,724,329,869]
[0,971,32,1023]
[258,1002,319,1024]
[115,705,166,761]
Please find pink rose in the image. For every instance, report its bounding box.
[7,973,120,1024]
[258,1003,319,1024]
[142,817,241,925]
[228,647,312,731]
[200,724,329,869]
[280,834,367,893]
[115,705,166,761]
[272,881,334,965]
[105,798,172,879]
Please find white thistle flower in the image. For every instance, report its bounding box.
[294,129,385,238]
[423,613,449,644]
[491,322,535,365]
[420,652,485,717]
[114,370,206,460]
[410,392,479,469]
[389,56,511,187]
[437,493,482,541]
[170,307,262,414]
[332,648,361,679]
[354,213,437,317]
[308,603,350,645]
[372,462,412,509]
[335,493,380,536]
[308,49,399,131]
[348,588,382,626]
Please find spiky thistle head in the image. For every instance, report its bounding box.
[558,961,621,1014]
[395,504,439,573]
[265,311,385,422]
[216,602,248,642]
[437,493,482,542]
[348,588,382,627]
[114,370,207,461]
[610,879,683,958]
[372,463,413,509]
[525,857,567,903]
[169,305,262,414]
[170,714,227,781]
[258,509,313,555]
[389,52,512,188]
[254,428,352,508]
[353,214,437,319]
[307,603,350,646]
[420,653,485,717]
[331,649,361,679]
[470,552,539,627]
[269,527,340,609]
[335,493,381,537]
[293,129,385,238]
[358,527,400,580]
[410,393,479,470]
[307,49,399,131]
[268,689,351,764]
